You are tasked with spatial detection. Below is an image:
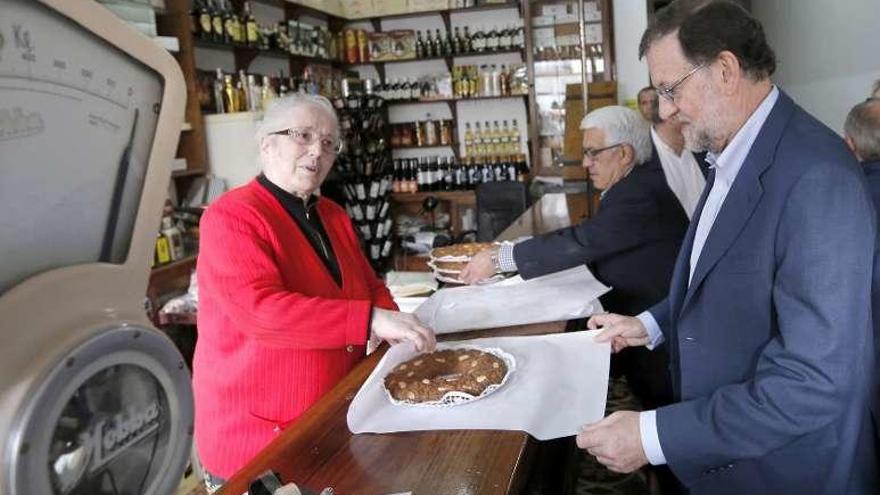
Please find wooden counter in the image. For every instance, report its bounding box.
[217,193,587,495]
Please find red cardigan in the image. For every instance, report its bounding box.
[193,179,395,479]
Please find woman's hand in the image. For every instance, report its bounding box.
[370,308,437,352]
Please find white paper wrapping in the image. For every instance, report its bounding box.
[414,265,610,334]
[347,331,611,440]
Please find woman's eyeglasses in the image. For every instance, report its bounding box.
[271,128,343,153]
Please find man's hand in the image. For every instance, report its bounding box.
[370,308,436,352]
[459,248,496,284]
[577,411,648,473]
[588,313,650,353]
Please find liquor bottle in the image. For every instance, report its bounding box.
[222,74,237,112]
[463,122,473,157]
[416,157,427,192]
[516,154,529,182]
[513,19,524,49]
[415,120,425,147]
[442,157,454,191]
[424,114,437,146]
[435,29,445,56]
[243,1,259,47]
[445,29,455,55]
[506,154,517,181]
[415,31,425,58]
[453,158,466,190]
[499,65,510,96]
[211,0,224,42]
[472,26,485,52]
[190,0,201,37]
[197,0,212,40]
[511,118,521,154]
[472,121,483,156]
[260,75,276,110]
[453,27,464,55]
[491,120,502,155]
[500,119,511,154]
[498,24,511,50]
[221,0,235,44]
[213,68,226,113]
[439,119,453,145]
[485,26,498,52]
[463,26,474,53]
[409,78,420,100]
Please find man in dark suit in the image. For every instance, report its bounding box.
[845,98,880,447]
[461,105,689,409]
[578,2,878,494]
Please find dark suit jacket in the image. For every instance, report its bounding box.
[513,156,689,317]
[863,160,880,447]
[649,91,878,494]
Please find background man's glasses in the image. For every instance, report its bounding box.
[271,128,343,153]
[583,143,623,160]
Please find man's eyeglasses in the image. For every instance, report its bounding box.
[583,143,624,160]
[655,62,708,103]
[270,128,343,153]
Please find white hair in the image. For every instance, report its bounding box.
[580,105,653,165]
[254,93,339,146]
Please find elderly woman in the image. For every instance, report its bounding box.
[193,94,435,490]
[461,106,688,410]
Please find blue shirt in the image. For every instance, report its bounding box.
[637,86,780,465]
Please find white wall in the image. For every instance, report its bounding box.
[751,0,880,134]
[611,0,649,106]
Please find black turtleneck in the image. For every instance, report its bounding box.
[257,174,342,286]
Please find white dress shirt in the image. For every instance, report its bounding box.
[651,128,706,219]
[637,86,780,466]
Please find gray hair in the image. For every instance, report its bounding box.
[580,106,653,164]
[254,93,339,146]
[845,99,880,161]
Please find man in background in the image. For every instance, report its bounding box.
[639,86,707,218]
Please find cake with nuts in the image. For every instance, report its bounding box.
[383,348,508,404]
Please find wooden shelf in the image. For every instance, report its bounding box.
[352,1,520,22]
[391,144,457,151]
[172,168,206,178]
[192,38,342,66]
[151,254,197,275]
[386,94,527,106]
[349,48,524,67]
[391,190,475,203]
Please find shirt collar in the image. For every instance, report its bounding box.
[651,127,684,158]
[705,85,779,186]
[257,174,320,209]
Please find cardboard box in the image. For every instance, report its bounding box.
[367,30,416,61]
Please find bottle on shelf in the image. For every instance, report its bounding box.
[210,0,224,43]
[463,26,474,53]
[424,114,437,146]
[161,216,185,261]
[212,68,225,113]
[464,122,474,157]
[472,26,485,52]
[415,31,425,58]
[222,74,238,112]
[453,26,464,55]
[242,1,259,47]
[485,26,498,52]
[261,75,277,110]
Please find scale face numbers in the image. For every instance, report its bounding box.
[0,0,164,294]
